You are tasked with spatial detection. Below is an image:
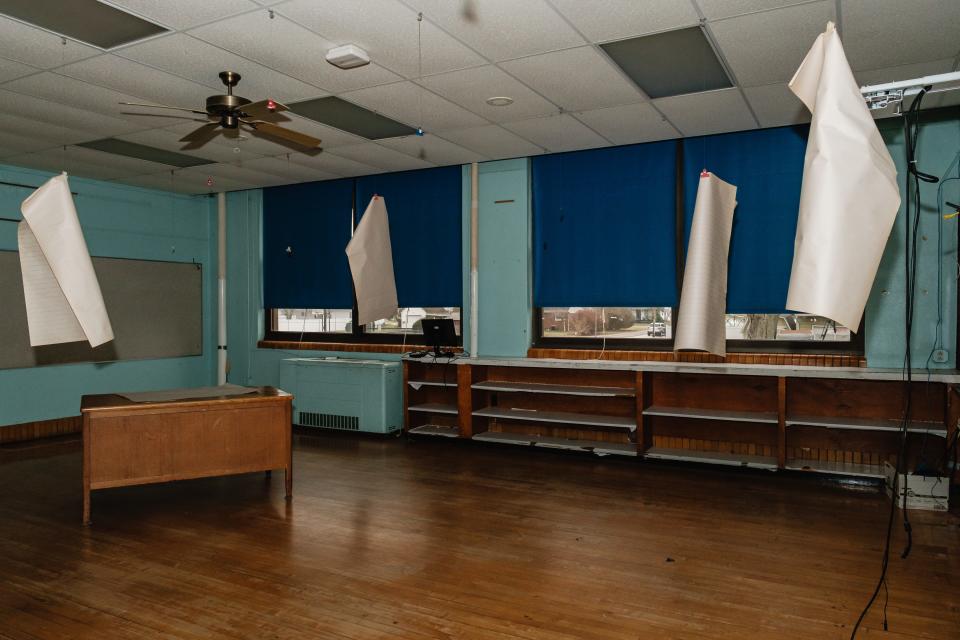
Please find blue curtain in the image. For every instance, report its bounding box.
[356,166,462,308]
[262,179,355,309]
[533,140,678,308]
[682,125,808,313]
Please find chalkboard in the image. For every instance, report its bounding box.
[0,251,202,369]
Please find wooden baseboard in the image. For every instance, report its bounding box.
[0,416,82,445]
[527,348,866,367]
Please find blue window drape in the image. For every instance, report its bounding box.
[262,178,355,309]
[681,125,808,314]
[533,140,678,308]
[355,166,462,308]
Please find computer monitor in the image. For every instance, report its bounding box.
[420,318,457,358]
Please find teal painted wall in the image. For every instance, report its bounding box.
[866,113,960,369]
[0,164,218,426]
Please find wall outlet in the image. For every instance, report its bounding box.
[932,349,949,363]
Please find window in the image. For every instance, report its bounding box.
[366,307,461,335]
[271,309,352,334]
[540,307,672,339]
[725,314,852,342]
[267,307,461,342]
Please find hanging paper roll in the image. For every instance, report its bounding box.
[674,172,738,356]
[346,195,398,325]
[785,22,900,331]
[18,172,113,347]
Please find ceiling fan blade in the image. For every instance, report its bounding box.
[119,101,208,116]
[242,99,289,119]
[179,122,221,149]
[244,121,322,149]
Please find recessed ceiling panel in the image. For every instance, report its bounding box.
[77,138,214,168]
[289,96,417,140]
[600,27,732,99]
[0,0,167,49]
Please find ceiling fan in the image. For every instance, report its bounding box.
[120,71,322,151]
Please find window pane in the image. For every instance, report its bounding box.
[540,307,672,339]
[724,314,851,342]
[366,308,461,335]
[272,309,352,333]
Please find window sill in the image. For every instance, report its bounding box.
[527,347,866,368]
[258,340,463,355]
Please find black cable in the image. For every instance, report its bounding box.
[850,88,931,639]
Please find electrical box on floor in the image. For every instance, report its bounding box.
[884,462,949,512]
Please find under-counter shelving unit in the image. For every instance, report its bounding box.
[402,356,960,480]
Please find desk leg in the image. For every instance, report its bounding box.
[82,414,91,526]
[285,400,293,498]
[264,470,272,478]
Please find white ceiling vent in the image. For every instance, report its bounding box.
[325,44,370,70]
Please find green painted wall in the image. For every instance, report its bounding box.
[0,164,218,426]
[866,113,960,369]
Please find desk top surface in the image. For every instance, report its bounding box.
[81,386,291,412]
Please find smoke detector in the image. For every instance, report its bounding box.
[326,44,370,69]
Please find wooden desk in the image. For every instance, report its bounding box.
[80,387,293,525]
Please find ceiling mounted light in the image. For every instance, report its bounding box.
[325,44,370,69]
[486,96,514,107]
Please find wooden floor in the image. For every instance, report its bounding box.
[1,433,958,640]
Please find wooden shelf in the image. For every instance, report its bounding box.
[473,406,636,430]
[408,424,460,438]
[644,447,778,470]
[408,403,458,415]
[784,459,886,479]
[472,432,637,456]
[471,381,635,397]
[644,405,779,424]
[407,380,458,389]
[786,415,947,436]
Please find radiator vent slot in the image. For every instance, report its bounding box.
[298,411,359,430]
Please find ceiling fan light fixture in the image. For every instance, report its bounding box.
[326,44,370,69]
[486,96,514,107]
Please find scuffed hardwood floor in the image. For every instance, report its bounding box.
[1,433,957,639]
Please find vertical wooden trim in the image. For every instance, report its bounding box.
[946,385,960,481]
[457,364,473,438]
[284,399,293,498]
[636,371,652,454]
[82,413,91,526]
[777,377,787,469]
[402,361,410,433]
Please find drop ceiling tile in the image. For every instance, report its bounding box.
[7,151,127,181]
[653,88,757,136]
[709,0,836,87]
[3,72,199,130]
[186,161,291,187]
[117,33,322,102]
[59,54,218,108]
[176,167,257,192]
[420,65,557,123]
[0,56,37,82]
[288,151,381,178]
[697,0,814,20]
[8,146,170,181]
[0,130,58,158]
[0,113,102,145]
[189,12,400,94]
[239,156,339,182]
[327,143,435,172]
[502,114,608,153]
[499,46,644,111]
[0,16,100,68]
[548,0,699,43]
[117,171,218,194]
[854,59,955,89]
[742,83,809,127]
[277,0,484,78]
[101,0,258,30]
[341,81,486,132]
[377,134,487,166]
[575,102,679,145]
[842,0,960,71]
[117,128,259,164]
[407,0,584,60]
[0,89,141,137]
[279,115,367,149]
[441,124,544,159]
